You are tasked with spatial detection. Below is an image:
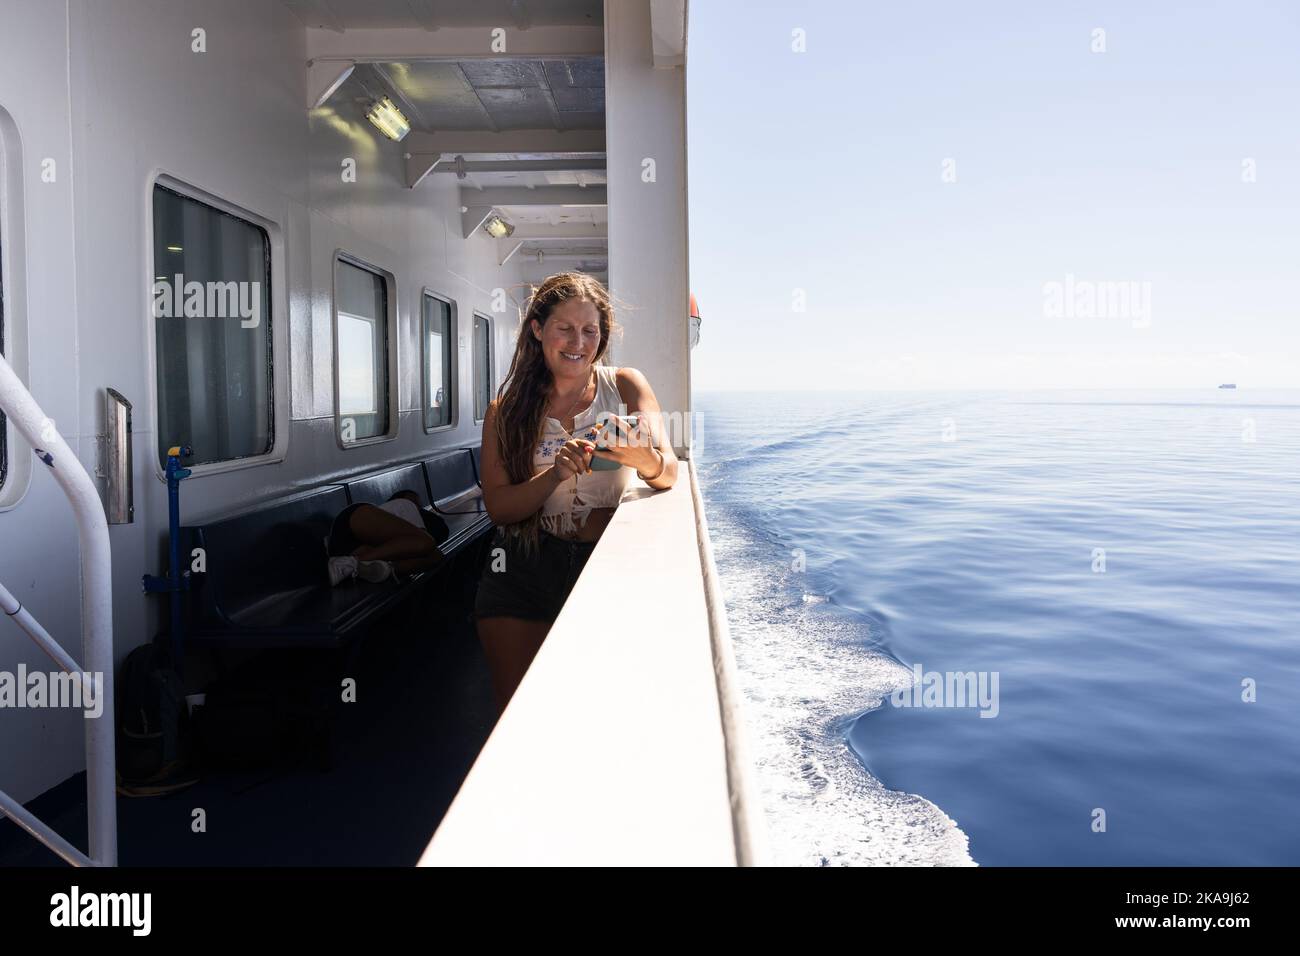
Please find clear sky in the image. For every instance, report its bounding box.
[686,0,1300,390]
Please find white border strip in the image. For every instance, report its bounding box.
[688,455,770,866]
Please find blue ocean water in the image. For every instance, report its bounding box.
[694,389,1300,866]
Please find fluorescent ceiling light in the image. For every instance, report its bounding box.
[366,96,410,141]
[482,213,515,239]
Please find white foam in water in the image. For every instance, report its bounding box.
[711,521,975,867]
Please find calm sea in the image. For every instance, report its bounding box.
[694,389,1300,866]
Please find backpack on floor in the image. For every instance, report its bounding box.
[116,639,197,794]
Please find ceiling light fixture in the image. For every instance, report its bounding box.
[366,96,410,141]
[482,212,515,239]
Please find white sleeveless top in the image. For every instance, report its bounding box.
[534,364,635,537]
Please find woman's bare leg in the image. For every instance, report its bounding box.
[346,504,445,572]
[476,616,552,716]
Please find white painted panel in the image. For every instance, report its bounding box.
[0,0,530,806]
[604,0,691,455]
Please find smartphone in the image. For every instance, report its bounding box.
[589,415,639,471]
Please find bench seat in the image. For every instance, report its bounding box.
[180,449,492,649]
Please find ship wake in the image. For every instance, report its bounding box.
[710,520,976,867]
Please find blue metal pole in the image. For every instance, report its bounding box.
[167,446,192,673]
[143,444,191,675]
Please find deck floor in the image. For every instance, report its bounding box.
[0,544,497,867]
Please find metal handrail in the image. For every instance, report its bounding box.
[0,352,117,866]
[687,455,771,866]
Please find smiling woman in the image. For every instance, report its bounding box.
[469,272,678,713]
[0,0,742,878]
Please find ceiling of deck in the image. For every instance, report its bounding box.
[373,58,604,132]
[282,0,602,32]
[295,0,607,273]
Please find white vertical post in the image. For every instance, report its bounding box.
[604,0,692,458]
[0,353,116,866]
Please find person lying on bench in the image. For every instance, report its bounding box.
[327,491,448,586]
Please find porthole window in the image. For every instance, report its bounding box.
[151,184,274,469]
[334,254,394,444]
[423,291,456,430]
[473,313,493,423]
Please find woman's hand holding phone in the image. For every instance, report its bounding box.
[553,432,597,480]
[588,415,652,471]
[553,417,648,480]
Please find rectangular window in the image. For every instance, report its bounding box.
[422,292,455,430]
[152,184,273,468]
[473,313,492,423]
[335,256,390,443]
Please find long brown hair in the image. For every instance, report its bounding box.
[493,272,622,559]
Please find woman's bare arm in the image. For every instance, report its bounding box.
[479,400,567,525]
[613,367,679,490]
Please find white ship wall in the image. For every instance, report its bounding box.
[0,0,528,806]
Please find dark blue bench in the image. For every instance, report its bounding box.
[181,449,491,649]
[464,443,482,486]
[424,450,489,548]
[344,461,429,508]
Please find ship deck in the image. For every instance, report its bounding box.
[0,461,764,867]
[0,548,495,866]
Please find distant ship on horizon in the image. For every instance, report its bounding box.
[1218,383,1237,389]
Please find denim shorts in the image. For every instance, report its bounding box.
[471,527,598,624]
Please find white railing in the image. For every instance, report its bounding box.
[687,455,769,865]
[0,352,116,866]
[420,455,767,866]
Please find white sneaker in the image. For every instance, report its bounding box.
[357,559,396,584]
[328,555,358,586]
